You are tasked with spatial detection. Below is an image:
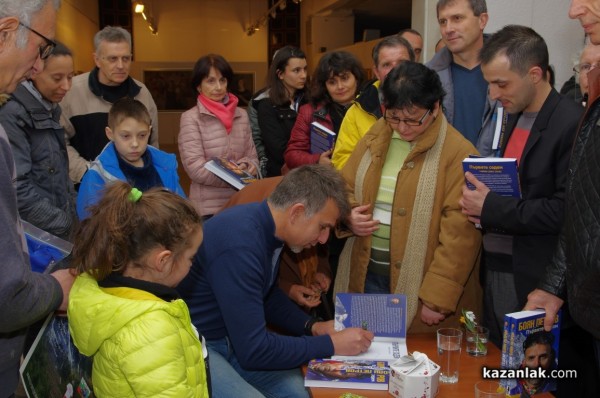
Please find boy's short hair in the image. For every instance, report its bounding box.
[108,97,152,130]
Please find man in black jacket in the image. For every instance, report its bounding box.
[460,24,582,347]
[525,0,600,379]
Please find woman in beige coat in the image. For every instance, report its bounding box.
[334,62,482,333]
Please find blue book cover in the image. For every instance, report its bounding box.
[332,293,407,362]
[304,358,390,390]
[310,121,336,154]
[462,157,521,198]
[501,309,561,397]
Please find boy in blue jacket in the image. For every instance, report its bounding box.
[77,98,185,219]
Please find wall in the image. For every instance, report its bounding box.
[56,0,98,73]
[57,0,271,146]
[484,0,582,91]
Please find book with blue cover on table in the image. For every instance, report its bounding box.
[310,121,336,154]
[463,156,521,198]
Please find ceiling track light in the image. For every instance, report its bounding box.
[246,0,300,36]
[133,1,157,35]
[133,1,144,13]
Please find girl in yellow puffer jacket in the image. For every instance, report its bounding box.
[68,181,210,397]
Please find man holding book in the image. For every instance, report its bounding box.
[460,25,600,395]
[459,26,582,347]
[177,165,374,398]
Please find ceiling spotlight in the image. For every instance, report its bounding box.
[133,1,145,14]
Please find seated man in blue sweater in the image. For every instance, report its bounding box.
[177,164,374,398]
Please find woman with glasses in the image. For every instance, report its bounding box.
[333,61,482,333]
[253,46,308,176]
[178,54,258,219]
[284,51,365,169]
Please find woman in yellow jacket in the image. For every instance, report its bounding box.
[334,62,482,334]
[68,182,209,397]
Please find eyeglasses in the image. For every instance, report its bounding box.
[19,22,56,60]
[101,55,133,64]
[573,63,600,74]
[384,108,431,126]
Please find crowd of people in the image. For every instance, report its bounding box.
[1,0,600,397]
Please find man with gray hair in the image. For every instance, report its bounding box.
[177,164,374,398]
[427,0,501,155]
[60,26,159,184]
[0,1,74,396]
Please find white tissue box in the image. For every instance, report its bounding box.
[388,352,440,398]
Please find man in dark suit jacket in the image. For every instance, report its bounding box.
[459,25,582,341]
[460,25,600,397]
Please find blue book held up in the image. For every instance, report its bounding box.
[462,156,521,198]
[310,121,336,154]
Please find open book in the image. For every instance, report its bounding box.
[332,293,408,362]
[204,157,257,190]
[305,294,407,390]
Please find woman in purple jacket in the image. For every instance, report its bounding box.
[178,54,258,218]
[284,51,365,170]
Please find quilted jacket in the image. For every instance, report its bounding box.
[538,68,600,339]
[284,103,334,169]
[178,98,257,216]
[331,80,382,170]
[68,273,210,397]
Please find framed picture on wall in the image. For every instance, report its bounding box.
[143,69,196,111]
[230,72,255,107]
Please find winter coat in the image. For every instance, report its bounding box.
[77,143,185,219]
[178,99,257,216]
[284,103,335,169]
[0,82,76,239]
[335,115,482,333]
[539,67,600,339]
[331,80,382,170]
[68,273,209,397]
[60,69,159,183]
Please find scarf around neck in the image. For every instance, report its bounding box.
[198,92,239,133]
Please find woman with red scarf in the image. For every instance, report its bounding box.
[179,54,258,218]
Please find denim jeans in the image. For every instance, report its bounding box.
[206,337,309,398]
[364,269,390,293]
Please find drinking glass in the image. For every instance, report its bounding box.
[437,328,462,383]
[474,380,506,398]
[466,326,489,356]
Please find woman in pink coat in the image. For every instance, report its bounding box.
[179,54,258,218]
